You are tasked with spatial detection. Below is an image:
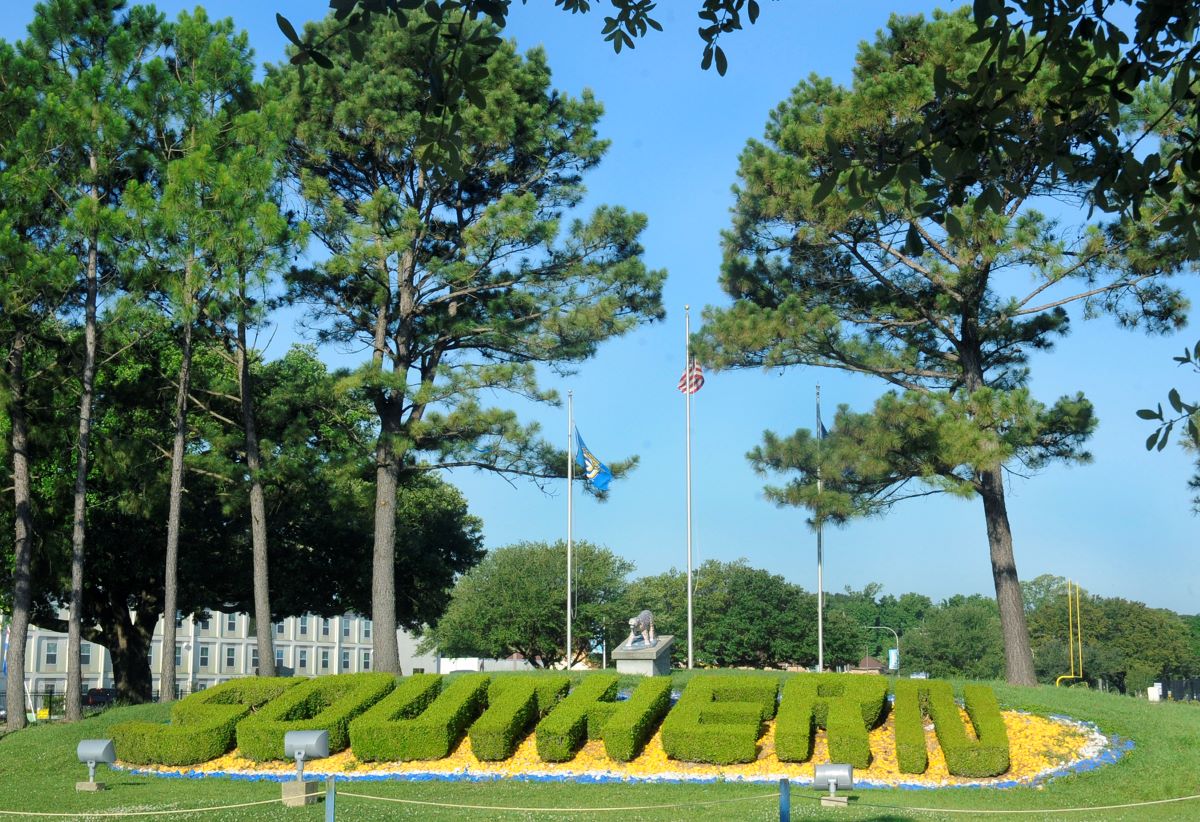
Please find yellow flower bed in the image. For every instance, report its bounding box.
[131,708,1101,787]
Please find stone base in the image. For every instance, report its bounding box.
[76,781,106,792]
[612,634,674,676]
[820,795,848,808]
[281,780,321,807]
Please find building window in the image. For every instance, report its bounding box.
[225,646,236,670]
[175,644,182,667]
[340,650,350,672]
[275,648,284,669]
[199,645,210,669]
[197,681,207,691]
[298,615,308,636]
[45,641,58,666]
[174,683,184,700]
[322,619,330,637]
[298,649,308,671]
[199,617,210,630]
[363,619,372,640]
[275,621,285,636]
[412,667,424,675]
[174,611,182,627]
[226,613,237,632]
[250,647,259,671]
[80,643,91,666]
[320,649,329,670]
[341,617,350,638]
[362,650,371,671]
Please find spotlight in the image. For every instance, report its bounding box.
[76,739,115,792]
[813,763,853,807]
[281,730,328,807]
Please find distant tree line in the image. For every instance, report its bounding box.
[427,545,1200,692]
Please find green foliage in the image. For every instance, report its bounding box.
[350,673,489,762]
[235,673,395,760]
[112,677,299,766]
[535,674,620,762]
[774,674,888,768]
[1027,589,1200,689]
[601,676,673,762]
[903,679,1010,778]
[903,596,1006,681]
[659,675,777,765]
[1138,339,1200,512]
[426,541,632,668]
[890,680,929,774]
[468,675,569,761]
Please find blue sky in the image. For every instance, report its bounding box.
[5,1,1198,614]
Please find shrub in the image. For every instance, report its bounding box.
[112,677,298,766]
[602,676,672,762]
[350,674,489,761]
[660,675,778,765]
[890,680,929,774]
[470,675,570,761]
[535,674,620,762]
[236,672,395,761]
[917,680,1010,778]
[774,674,888,768]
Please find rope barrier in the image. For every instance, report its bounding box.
[0,798,282,818]
[853,792,1200,815]
[337,788,781,813]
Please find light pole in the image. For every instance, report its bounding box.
[867,625,899,672]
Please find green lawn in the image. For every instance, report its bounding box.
[1,677,1198,820]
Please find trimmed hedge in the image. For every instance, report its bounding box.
[348,673,473,762]
[602,676,672,762]
[891,679,929,774]
[236,672,395,761]
[469,675,570,761]
[895,680,1010,777]
[660,675,778,765]
[535,674,620,762]
[775,674,888,768]
[112,677,298,766]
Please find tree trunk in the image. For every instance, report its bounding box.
[160,267,195,703]
[5,333,33,731]
[371,410,402,674]
[978,466,1037,686]
[67,209,100,722]
[108,607,154,703]
[237,288,275,676]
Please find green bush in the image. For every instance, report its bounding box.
[535,674,620,762]
[112,677,299,766]
[602,677,672,762]
[350,674,489,761]
[774,674,888,768]
[469,675,570,761]
[890,680,929,774]
[236,672,395,761]
[921,680,1010,777]
[660,675,778,765]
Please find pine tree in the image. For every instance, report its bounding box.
[697,10,1191,686]
[269,11,664,673]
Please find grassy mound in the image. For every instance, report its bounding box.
[0,675,1197,821]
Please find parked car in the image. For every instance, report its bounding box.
[84,688,118,707]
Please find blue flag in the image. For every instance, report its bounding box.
[574,427,613,492]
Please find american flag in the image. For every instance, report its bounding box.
[677,360,704,394]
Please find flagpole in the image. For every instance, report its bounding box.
[685,306,694,670]
[567,390,574,672]
[816,384,825,673]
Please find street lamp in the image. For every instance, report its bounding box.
[866,625,899,671]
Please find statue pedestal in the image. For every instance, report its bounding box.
[612,634,674,676]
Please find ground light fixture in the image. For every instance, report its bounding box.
[813,763,853,807]
[281,730,329,808]
[76,739,115,792]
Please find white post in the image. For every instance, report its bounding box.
[566,391,574,671]
[816,384,825,673]
[685,306,694,670]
